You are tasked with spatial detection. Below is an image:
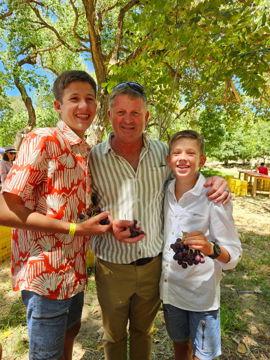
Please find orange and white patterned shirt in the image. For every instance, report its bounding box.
[2,121,92,299]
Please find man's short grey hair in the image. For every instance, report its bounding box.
[109,82,147,109]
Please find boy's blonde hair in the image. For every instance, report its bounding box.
[169,130,205,155]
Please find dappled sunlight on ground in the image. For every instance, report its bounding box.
[0,168,269,359]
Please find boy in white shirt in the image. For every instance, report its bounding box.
[160,130,242,360]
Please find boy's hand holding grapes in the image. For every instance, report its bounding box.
[183,231,214,256]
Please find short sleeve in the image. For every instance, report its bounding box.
[2,130,49,202]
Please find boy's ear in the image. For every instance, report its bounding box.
[166,154,171,165]
[54,100,61,114]
[199,155,207,168]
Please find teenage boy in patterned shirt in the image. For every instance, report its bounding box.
[1,70,112,360]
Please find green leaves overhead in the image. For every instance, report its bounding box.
[0,0,269,148]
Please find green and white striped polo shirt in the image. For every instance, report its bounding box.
[89,134,171,264]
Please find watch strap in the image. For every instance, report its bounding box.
[208,242,221,259]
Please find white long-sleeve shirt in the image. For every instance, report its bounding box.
[160,173,242,311]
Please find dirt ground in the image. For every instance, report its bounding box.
[0,192,270,360]
[72,194,270,360]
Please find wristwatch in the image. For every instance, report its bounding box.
[208,242,221,259]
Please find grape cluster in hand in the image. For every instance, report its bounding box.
[129,220,145,238]
[87,206,110,225]
[85,194,110,225]
[170,236,205,269]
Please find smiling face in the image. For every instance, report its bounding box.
[108,94,149,144]
[54,81,97,138]
[167,137,206,181]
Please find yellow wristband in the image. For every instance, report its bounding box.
[69,223,76,236]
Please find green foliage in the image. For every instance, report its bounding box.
[0,0,270,151]
[0,97,28,146]
[198,107,227,152]
[0,94,58,145]
[200,168,225,178]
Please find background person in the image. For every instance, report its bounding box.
[1,70,111,360]
[257,162,268,175]
[0,145,17,184]
[160,130,242,360]
[89,82,231,360]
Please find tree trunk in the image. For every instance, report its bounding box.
[14,77,36,129]
[86,89,109,146]
[13,77,36,150]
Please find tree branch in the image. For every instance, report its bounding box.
[69,0,90,43]
[82,0,107,85]
[163,61,183,81]
[0,8,13,20]
[118,42,148,66]
[27,2,83,53]
[111,0,140,64]
[225,79,241,103]
[97,2,120,33]
[13,77,36,129]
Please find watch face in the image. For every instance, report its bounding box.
[209,243,221,259]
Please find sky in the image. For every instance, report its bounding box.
[2,58,95,97]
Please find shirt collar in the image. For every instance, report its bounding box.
[168,172,206,199]
[57,120,89,148]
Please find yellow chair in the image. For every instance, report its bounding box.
[240,180,248,196]
[86,248,95,268]
[228,178,237,193]
[263,179,270,191]
[0,226,12,262]
[234,179,242,195]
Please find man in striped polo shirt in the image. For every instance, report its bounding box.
[89,82,230,360]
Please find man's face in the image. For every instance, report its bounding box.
[167,138,206,179]
[108,94,149,144]
[54,81,97,138]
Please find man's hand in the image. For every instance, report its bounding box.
[76,211,112,235]
[204,175,231,205]
[112,220,145,244]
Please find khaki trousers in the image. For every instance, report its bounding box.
[95,255,162,360]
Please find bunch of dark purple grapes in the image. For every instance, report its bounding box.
[170,237,205,269]
[129,220,145,238]
[85,194,110,225]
